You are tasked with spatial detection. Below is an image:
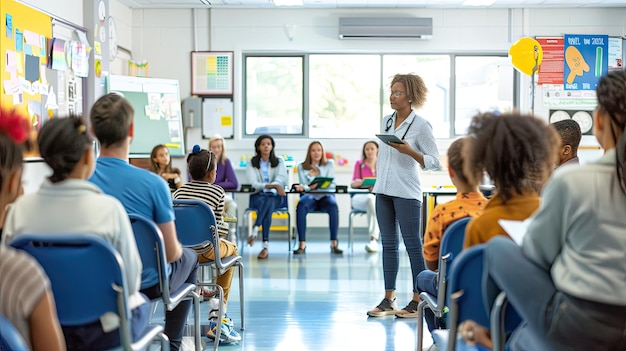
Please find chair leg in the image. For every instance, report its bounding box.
[160,331,171,351]
[192,291,201,351]
[349,213,354,253]
[238,262,245,330]
[417,300,428,351]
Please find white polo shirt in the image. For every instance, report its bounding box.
[373,110,441,200]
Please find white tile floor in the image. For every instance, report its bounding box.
[152,229,434,351]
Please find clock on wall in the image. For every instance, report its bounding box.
[108,16,118,62]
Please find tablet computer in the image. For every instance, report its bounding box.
[360,177,377,188]
[309,177,334,189]
[376,134,403,144]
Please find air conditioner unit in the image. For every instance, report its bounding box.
[339,17,433,40]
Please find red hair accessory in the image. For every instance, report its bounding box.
[0,108,31,144]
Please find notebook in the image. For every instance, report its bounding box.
[309,177,334,189]
[360,177,377,188]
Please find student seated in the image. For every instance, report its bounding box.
[88,93,198,351]
[350,140,380,253]
[150,144,183,192]
[209,134,239,242]
[172,145,241,343]
[403,137,487,331]
[462,111,559,249]
[4,116,148,351]
[551,118,582,168]
[293,141,342,255]
[246,135,288,259]
[0,109,65,351]
[459,68,626,351]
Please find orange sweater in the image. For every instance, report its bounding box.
[422,192,487,262]
[463,192,540,249]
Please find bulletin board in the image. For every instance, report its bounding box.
[1,0,52,129]
[202,98,234,139]
[108,75,185,157]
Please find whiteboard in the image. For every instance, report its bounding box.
[202,98,234,139]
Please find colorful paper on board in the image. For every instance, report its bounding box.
[15,29,23,51]
[563,34,608,91]
[5,14,13,39]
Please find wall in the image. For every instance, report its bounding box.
[127,6,625,227]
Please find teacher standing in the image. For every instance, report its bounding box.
[367,73,441,318]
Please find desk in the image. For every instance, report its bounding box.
[421,188,457,238]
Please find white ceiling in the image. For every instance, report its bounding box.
[117,0,626,9]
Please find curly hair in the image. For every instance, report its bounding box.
[596,70,626,194]
[187,146,216,181]
[463,112,559,203]
[0,109,31,190]
[552,119,582,152]
[38,116,93,183]
[391,73,428,109]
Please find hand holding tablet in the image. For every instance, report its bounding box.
[376,134,404,144]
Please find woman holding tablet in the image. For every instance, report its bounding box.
[293,141,342,255]
[367,73,441,318]
[350,140,380,253]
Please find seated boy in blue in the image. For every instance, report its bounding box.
[88,93,198,351]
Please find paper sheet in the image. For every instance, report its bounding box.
[498,218,533,246]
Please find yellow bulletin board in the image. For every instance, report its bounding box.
[0,0,52,129]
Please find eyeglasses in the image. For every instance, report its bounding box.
[390,91,405,98]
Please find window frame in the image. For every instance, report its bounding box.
[242,52,518,139]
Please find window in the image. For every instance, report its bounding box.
[454,56,514,135]
[244,56,303,135]
[308,55,381,138]
[243,53,516,139]
[382,55,451,138]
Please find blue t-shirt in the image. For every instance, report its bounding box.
[89,157,174,288]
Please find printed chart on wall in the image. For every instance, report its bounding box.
[191,51,233,96]
[108,75,185,157]
[563,34,608,91]
[0,0,52,131]
[202,98,234,139]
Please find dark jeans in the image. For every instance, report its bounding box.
[485,236,626,351]
[141,247,198,351]
[63,294,151,351]
[376,194,424,292]
[296,194,339,242]
[416,270,446,333]
[249,192,283,241]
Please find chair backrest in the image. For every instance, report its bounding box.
[439,217,471,271]
[172,199,220,262]
[9,234,131,328]
[129,214,170,297]
[446,244,490,328]
[0,314,28,351]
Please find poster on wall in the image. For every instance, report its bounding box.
[191,51,233,96]
[537,37,564,85]
[563,34,608,90]
[608,37,623,71]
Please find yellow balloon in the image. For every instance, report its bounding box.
[509,37,543,76]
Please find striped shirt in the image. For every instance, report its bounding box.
[173,181,229,250]
[373,110,441,200]
[0,245,51,349]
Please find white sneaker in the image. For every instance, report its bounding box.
[365,239,378,253]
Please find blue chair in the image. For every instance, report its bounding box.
[242,195,292,251]
[490,292,522,351]
[0,314,28,351]
[433,244,490,351]
[417,217,471,351]
[10,234,168,351]
[173,199,245,334]
[129,214,202,351]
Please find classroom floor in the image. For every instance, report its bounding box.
[152,228,434,351]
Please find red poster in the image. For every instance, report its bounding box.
[537,37,564,85]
